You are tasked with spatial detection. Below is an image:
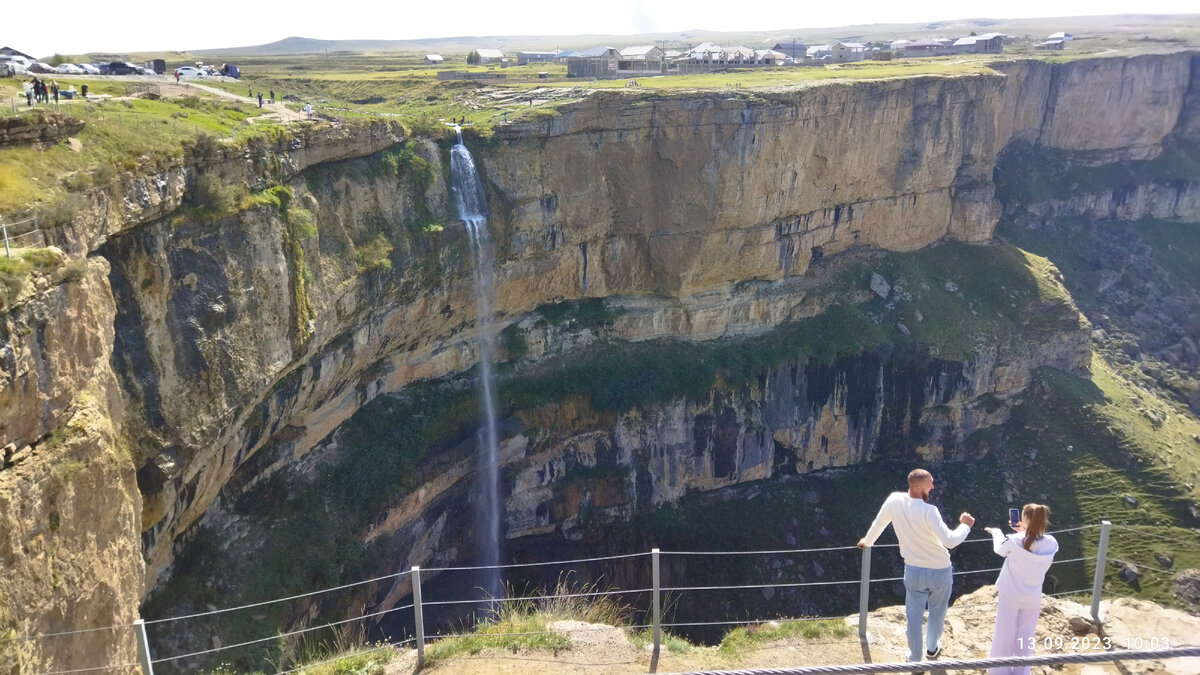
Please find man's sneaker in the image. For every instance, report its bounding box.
[926,643,943,660]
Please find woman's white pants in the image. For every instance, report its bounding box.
[988,597,1041,675]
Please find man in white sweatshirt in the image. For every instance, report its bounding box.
[858,469,975,666]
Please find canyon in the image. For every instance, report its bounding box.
[2,52,1199,672]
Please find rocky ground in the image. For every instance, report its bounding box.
[376,587,1200,675]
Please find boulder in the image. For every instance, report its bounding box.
[1118,562,1140,584]
[1068,616,1095,635]
[1172,569,1200,606]
[870,273,891,299]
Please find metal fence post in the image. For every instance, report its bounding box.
[2,224,10,258]
[412,566,425,669]
[652,547,661,659]
[1091,520,1111,624]
[134,618,154,675]
[858,545,871,641]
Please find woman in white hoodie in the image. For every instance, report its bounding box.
[984,503,1058,675]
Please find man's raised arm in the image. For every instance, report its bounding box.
[858,497,894,549]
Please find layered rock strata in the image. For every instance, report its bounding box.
[0,52,1198,671]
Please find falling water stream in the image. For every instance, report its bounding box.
[449,127,503,601]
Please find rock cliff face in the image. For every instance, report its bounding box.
[1,53,1198,671]
[0,260,142,672]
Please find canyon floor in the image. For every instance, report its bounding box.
[371,587,1200,675]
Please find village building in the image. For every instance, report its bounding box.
[1038,38,1066,50]
[806,44,833,60]
[618,45,666,74]
[772,42,808,60]
[677,43,726,73]
[833,42,868,62]
[753,49,788,65]
[473,49,507,66]
[0,46,33,60]
[1048,31,1074,41]
[566,46,619,78]
[952,32,1004,54]
[517,51,558,65]
[554,50,578,62]
[889,39,913,51]
[424,54,444,65]
[904,38,952,57]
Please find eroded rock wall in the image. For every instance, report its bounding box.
[0,260,141,673]
[0,53,1197,669]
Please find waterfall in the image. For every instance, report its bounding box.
[449,127,503,602]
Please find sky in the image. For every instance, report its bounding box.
[4,0,1198,58]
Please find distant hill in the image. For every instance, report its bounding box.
[192,14,1200,57]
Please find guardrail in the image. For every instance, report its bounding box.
[1,215,41,257]
[14,520,1200,675]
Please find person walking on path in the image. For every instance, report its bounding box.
[51,81,59,104]
[257,92,263,108]
[858,469,975,668]
[269,90,274,103]
[983,505,1057,675]
[304,102,312,118]
[23,80,33,107]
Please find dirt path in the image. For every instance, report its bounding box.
[376,588,1200,675]
[179,80,305,123]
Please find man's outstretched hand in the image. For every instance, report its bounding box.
[959,512,976,527]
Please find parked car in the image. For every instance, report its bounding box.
[137,67,157,75]
[91,62,110,74]
[106,61,140,75]
[27,62,56,74]
[76,63,101,74]
[54,63,85,74]
[174,66,204,78]
[220,63,240,78]
[0,57,28,75]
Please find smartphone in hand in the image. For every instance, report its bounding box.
[1009,508,1020,529]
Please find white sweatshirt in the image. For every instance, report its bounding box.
[861,492,971,569]
[990,529,1059,608]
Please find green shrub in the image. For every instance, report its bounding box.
[355,234,393,272]
[40,193,85,228]
[718,619,851,658]
[52,460,87,483]
[64,259,88,283]
[21,248,62,272]
[289,207,317,240]
[0,256,32,309]
[189,132,222,161]
[500,323,528,361]
[191,172,243,216]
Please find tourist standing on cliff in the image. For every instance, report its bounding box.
[984,504,1057,675]
[858,469,974,668]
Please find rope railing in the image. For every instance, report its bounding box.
[24,521,1130,674]
[657,526,1094,559]
[420,587,653,608]
[421,550,651,573]
[425,623,653,641]
[34,665,142,675]
[144,568,412,625]
[150,603,415,664]
[9,623,135,642]
[1108,525,1200,548]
